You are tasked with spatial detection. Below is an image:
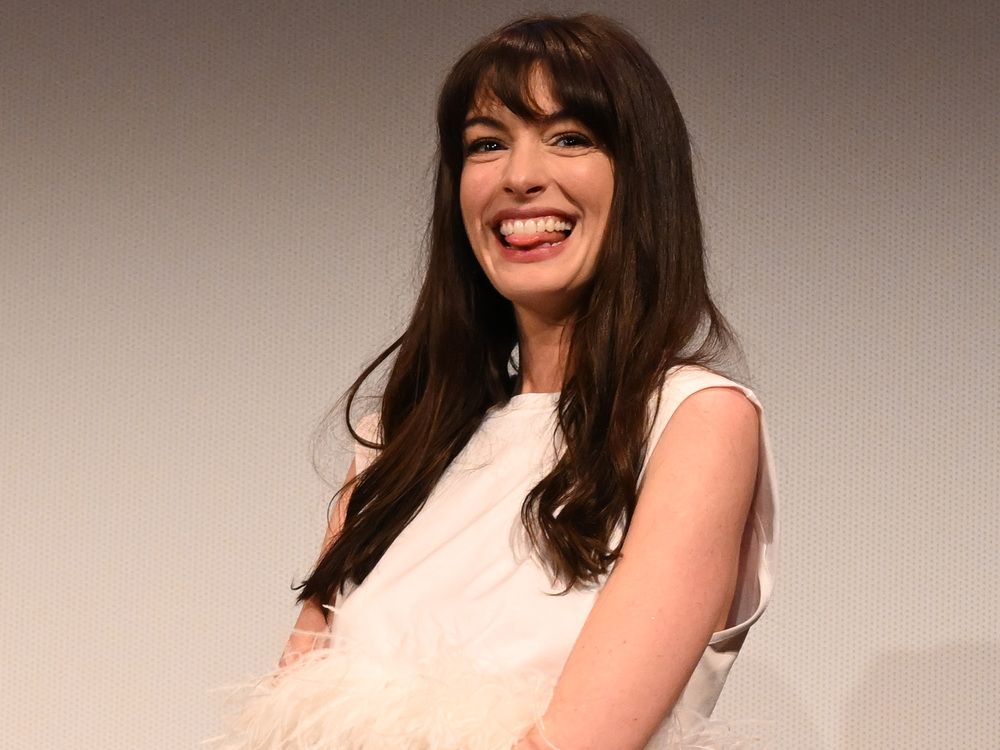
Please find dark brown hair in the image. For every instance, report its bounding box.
[296,14,739,610]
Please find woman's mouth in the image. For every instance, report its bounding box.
[494,215,574,254]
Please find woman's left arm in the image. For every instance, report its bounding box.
[516,386,760,750]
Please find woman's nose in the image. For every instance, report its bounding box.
[502,144,547,197]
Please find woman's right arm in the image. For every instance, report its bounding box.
[278,459,357,668]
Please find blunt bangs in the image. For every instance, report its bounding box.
[437,17,620,171]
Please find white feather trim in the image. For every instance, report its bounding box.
[208,629,768,749]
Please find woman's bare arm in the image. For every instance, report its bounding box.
[279,459,357,667]
[517,387,760,750]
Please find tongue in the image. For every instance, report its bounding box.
[505,230,567,249]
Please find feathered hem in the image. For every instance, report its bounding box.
[208,630,768,749]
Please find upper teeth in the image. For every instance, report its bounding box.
[499,216,574,236]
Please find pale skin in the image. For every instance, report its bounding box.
[284,74,760,748]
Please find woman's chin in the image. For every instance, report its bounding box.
[495,283,587,322]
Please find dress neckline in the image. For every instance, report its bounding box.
[489,390,560,414]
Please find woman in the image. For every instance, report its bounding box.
[218,13,777,750]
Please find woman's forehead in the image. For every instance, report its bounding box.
[466,69,562,120]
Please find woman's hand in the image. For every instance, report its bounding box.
[513,722,561,750]
[278,597,330,669]
[279,459,357,669]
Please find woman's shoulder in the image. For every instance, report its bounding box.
[653,364,763,425]
[355,411,382,441]
[352,412,383,475]
[641,363,772,489]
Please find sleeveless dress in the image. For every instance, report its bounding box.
[215,365,779,749]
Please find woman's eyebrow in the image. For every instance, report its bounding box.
[463,115,504,130]
[534,109,572,125]
[463,109,573,130]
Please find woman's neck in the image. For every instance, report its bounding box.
[514,308,572,395]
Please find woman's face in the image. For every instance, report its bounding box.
[459,74,614,321]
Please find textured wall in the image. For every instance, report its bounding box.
[2,1,997,748]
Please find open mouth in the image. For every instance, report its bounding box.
[495,216,575,251]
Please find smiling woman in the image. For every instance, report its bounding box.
[460,71,614,326]
[214,14,778,750]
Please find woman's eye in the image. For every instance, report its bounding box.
[465,138,503,155]
[554,132,593,148]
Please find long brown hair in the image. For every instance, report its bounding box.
[295,14,739,610]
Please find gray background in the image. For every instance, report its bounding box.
[2,1,997,747]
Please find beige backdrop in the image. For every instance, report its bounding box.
[3,1,997,748]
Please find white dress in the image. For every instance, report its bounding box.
[216,365,779,749]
